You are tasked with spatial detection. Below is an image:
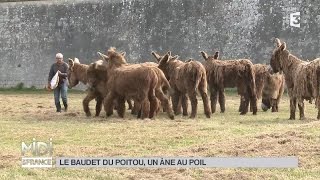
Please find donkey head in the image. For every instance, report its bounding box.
[67,57,80,88]
[270,38,287,73]
[98,47,127,68]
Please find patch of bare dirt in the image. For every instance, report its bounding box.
[178,130,320,168]
[64,112,78,117]
[0,154,19,168]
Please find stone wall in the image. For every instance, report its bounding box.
[0,0,319,88]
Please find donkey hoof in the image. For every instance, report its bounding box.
[86,113,91,117]
[299,117,306,120]
[288,117,295,120]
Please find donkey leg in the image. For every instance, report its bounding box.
[104,92,116,117]
[199,86,211,118]
[83,93,96,117]
[172,91,181,115]
[176,95,182,115]
[250,94,257,115]
[249,101,253,112]
[148,89,158,119]
[149,97,159,119]
[298,101,305,120]
[316,98,320,119]
[155,88,174,120]
[218,89,226,113]
[271,99,277,112]
[116,97,126,118]
[141,98,150,120]
[162,88,169,112]
[181,94,189,116]
[239,96,244,112]
[131,101,139,115]
[240,95,249,115]
[289,98,297,120]
[137,105,142,119]
[188,91,198,119]
[210,88,218,113]
[95,95,103,117]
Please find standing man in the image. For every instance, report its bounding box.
[48,53,69,112]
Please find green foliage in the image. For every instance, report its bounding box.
[15,82,24,90]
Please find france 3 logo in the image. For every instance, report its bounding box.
[290,12,300,28]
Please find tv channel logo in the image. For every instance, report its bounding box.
[21,138,53,168]
[290,12,300,28]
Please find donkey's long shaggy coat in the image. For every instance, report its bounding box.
[99,48,174,119]
[201,51,257,115]
[152,52,211,118]
[270,38,320,120]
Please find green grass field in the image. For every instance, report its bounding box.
[0,90,319,179]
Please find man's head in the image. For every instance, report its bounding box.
[56,53,63,64]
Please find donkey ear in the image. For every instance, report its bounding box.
[121,52,126,56]
[275,38,281,47]
[97,52,109,61]
[170,55,179,60]
[160,54,170,64]
[200,51,208,60]
[280,42,286,51]
[213,51,219,59]
[167,51,172,56]
[74,57,80,64]
[185,58,192,62]
[151,51,161,62]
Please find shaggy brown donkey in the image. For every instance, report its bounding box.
[128,61,171,116]
[152,51,211,119]
[98,48,174,119]
[239,64,284,112]
[201,51,257,115]
[68,58,104,117]
[270,38,320,120]
[96,51,173,118]
[261,71,285,112]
